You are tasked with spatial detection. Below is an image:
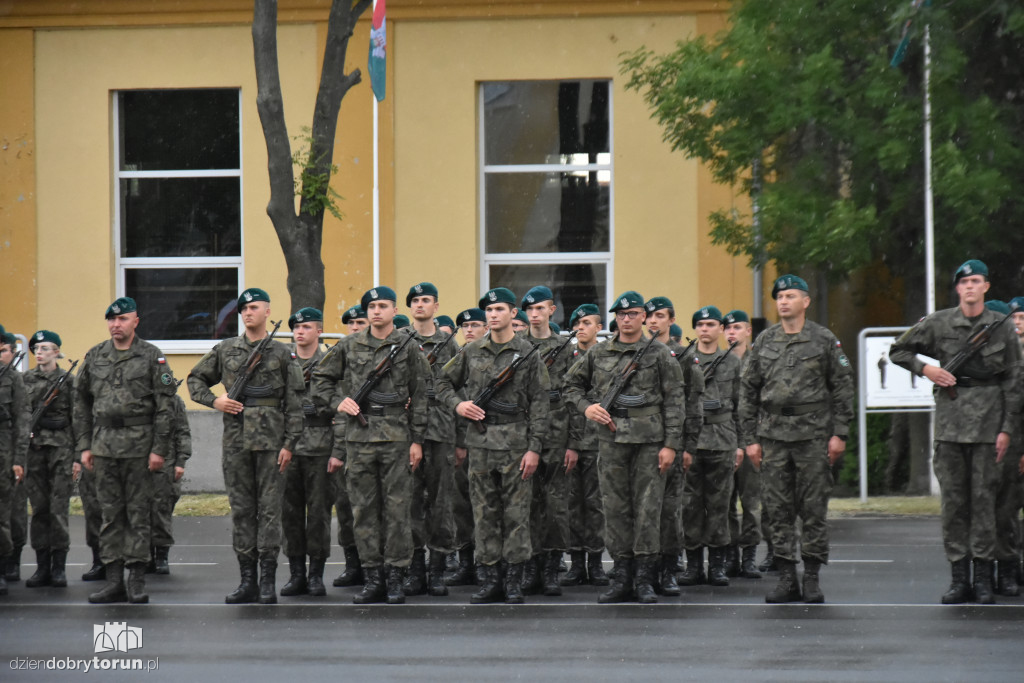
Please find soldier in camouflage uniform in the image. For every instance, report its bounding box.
[644,297,703,595]
[23,330,75,588]
[74,297,178,604]
[147,389,191,576]
[564,291,686,604]
[0,331,28,585]
[563,304,609,587]
[436,287,551,604]
[188,288,305,605]
[739,276,854,604]
[0,328,29,596]
[312,286,430,605]
[280,307,334,598]
[75,451,105,582]
[890,261,1022,604]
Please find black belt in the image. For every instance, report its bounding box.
[548,390,562,403]
[304,415,334,428]
[482,413,525,426]
[362,405,406,417]
[609,405,661,419]
[244,397,281,408]
[703,412,732,425]
[955,376,1001,388]
[95,415,153,428]
[36,416,69,430]
[763,403,818,417]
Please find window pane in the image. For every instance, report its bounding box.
[120,177,241,258]
[488,263,607,331]
[483,81,610,166]
[119,89,240,171]
[485,171,609,254]
[125,268,238,341]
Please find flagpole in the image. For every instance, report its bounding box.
[371,0,381,288]
[923,24,935,317]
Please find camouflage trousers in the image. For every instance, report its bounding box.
[93,456,153,566]
[760,437,832,565]
[0,452,12,556]
[994,451,1023,562]
[933,441,1001,562]
[568,449,605,553]
[332,468,356,549]
[410,440,457,553]
[78,466,102,549]
[223,447,284,561]
[26,445,74,552]
[598,442,666,560]
[282,455,332,558]
[9,468,27,550]
[728,456,762,548]
[533,449,572,553]
[449,454,474,549]
[468,448,534,565]
[682,449,735,549]
[149,465,182,548]
[659,457,684,555]
[345,442,414,568]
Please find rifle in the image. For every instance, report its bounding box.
[599,334,658,433]
[426,330,457,367]
[469,341,541,434]
[350,330,418,427]
[542,330,578,368]
[29,359,79,433]
[301,344,329,384]
[226,320,283,402]
[0,351,25,385]
[702,340,740,381]
[943,303,1019,400]
[677,337,697,362]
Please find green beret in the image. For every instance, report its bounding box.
[724,309,750,325]
[692,305,724,329]
[341,306,366,324]
[0,324,6,337]
[644,296,673,314]
[458,308,486,324]
[569,303,601,328]
[771,275,809,299]
[393,314,410,329]
[669,323,683,340]
[29,330,62,350]
[435,315,455,330]
[479,287,516,309]
[985,300,1011,315]
[361,286,398,311]
[1010,297,1024,312]
[953,259,988,284]
[609,319,618,334]
[549,321,561,335]
[288,307,323,329]
[406,282,439,307]
[610,291,645,312]
[106,296,138,318]
[515,309,529,325]
[237,288,270,313]
[1,333,15,347]
[521,286,554,308]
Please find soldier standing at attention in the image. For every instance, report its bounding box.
[890,261,1022,604]
[74,297,178,604]
[188,288,305,605]
[435,287,551,604]
[312,287,430,605]
[739,276,854,604]
[23,331,75,588]
[564,291,685,604]
[0,328,29,596]
[0,331,28,586]
[147,384,191,576]
[279,307,333,598]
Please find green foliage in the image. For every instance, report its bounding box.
[840,411,891,495]
[292,127,345,220]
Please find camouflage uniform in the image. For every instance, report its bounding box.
[0,366,30,563]
[738,320,854,566]
[330,420,355,547]
[567,346,605,555]
[663,340,704,561]
[73,336,177,567]
[149,395,191,549]
[24,367,75,554]
[188,335,305,562]
[729,353,762,559]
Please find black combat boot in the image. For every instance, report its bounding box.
[307,557,327,597]
[678,548,705,586]
[445,551,458,572]
[996,560,1020,597]
[758,541,778,573]
[802,559,824,604]
[543,550,563,596]
[82,545,105,582]
[588,552,609,586]
[562,551,587,586]
[660,554,681,596]
[5,547,22,581]
[765,559,802,603]
[258,558,278,604]
[470,564,504,604]
[598,558,634,604]
[353,566,387,604]
[740,546,763,579]
[724,544,740,578]
[50,550,68,588]
[445,546,475,586]
[941,558,972,604]
[25,549,52,588]
[88,561,127,604]
[634,555,658,604]
[145,546,157,574]
[403,548,428,596]
[0,574,6,596]
[126,562,149,604]
[505,562,525,604]
[707,547,730,587]
[280,556,307,596]
[521,553,543,595]
[153,546,170,575]
[427,550,449,597]
[333,545,364,587]
[226,557,259,604]
[386,565,406,604]
[973,558,995,605]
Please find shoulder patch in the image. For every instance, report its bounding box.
[290,352,297,360]
[160,373,173,386]
[157,357,166,364]
[838,354,850,368]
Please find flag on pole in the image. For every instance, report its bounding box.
[369,0,386,101]
[890,0,929,67]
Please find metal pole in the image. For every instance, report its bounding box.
[751,157,763,318]
[372,94,381,288]
[923,24,939,494]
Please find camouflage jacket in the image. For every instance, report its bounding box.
[435,334,550,453]
[73,336,177,459]
[526,332,575,451]
[890,306,1023,443]
[567,345,600,452]
[667,339,705,454]
[563,336,685,450]
[25,366,74,450]
[694,348,741,451]
[292,344,333,457]
[416,327,457,444]
[187,334,305,452]
[738,320,854,444]
[0,365,30,469]
[310,328,430,445]
[167,394,192,469]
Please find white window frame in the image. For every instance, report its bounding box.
[112,89,244,354]
[478,80,614,310]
